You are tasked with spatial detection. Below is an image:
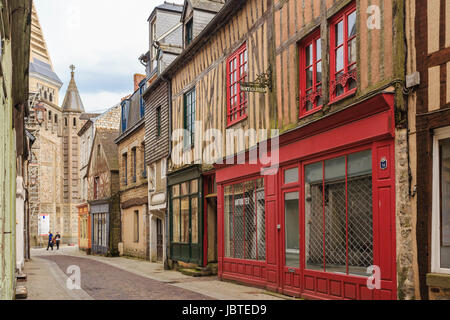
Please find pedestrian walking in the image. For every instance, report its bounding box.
[55,232,61,250]
[46,231,54,251]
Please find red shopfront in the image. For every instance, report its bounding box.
[216,93,397,300]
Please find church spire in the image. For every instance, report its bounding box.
[62,65,85,113]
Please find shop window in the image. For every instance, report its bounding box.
[432,128,450,273]
[227,43,248,126]
[224,178,265,261]
[299,30,323,118]
[184,88,196,149]
[305,150,373,276]
[134,211,140,243]
[171,179,199,244]
[330,2,357,102]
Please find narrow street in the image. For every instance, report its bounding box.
[23,246,287,301]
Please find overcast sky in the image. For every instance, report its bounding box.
[34,0,184,113]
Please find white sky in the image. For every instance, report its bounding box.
[34,0,184,113]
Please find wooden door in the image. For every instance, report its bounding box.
[156,218,163,261]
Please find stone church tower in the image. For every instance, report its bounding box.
[60,66,85,244]
[26,4,85,246]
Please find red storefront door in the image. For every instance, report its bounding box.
[280,165,303,296]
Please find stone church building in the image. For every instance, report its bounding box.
[26,4,86,246]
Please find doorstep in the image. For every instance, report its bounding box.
[179,268,212,277]
[15,286,28,299]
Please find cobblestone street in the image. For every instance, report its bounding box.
[23,246,287,301]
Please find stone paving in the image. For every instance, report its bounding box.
[24,246,288,301]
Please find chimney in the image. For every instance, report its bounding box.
[134,74,146,92]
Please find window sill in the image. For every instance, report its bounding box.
[226,115,248,129]
[298,106,323,120]
[427,273,450,288]
[328,88,357,106]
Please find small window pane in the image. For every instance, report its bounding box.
[348,38,357,65]
[325,157,345,181]
[306,66,313,89]
[348,11,357,38]
[348,150,372,177]
[316,61,322,84]
[336,47,344,72]
[335,20,344,46]
[284,167,299,184]
[181,182,189,195]
[306,44,313,66]
[190,179,198,194]
[316,38,322,60]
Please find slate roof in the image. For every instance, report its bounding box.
[115,88,145,144]
[29,58,63,86]
[157,2,183,12]
[97,128,120,171]
[62,69,85,113]
[80,113,101,120]
[189,0,225,13]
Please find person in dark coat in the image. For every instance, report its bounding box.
[55,232,61,250]
[46,231,54,251]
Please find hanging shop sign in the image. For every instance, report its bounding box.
[240,66,273,93]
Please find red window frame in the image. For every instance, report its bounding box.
[299,30,323,118]
[329,2,358,103]
[227,43,248,127]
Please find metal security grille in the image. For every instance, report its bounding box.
[348,176,373,273]
[325,181,347,272]
[224,179,265,261]
[306,184,325,268]
[305,151,373,276]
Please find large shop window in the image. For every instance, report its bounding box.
[172,179,199,244]
[227,43,248,126]
[305,150,373,276]
[299,31,323,118]
[330,3,357,102]
[224,178,266,261]
[433,129,450,273]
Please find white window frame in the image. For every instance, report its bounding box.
[432,126,450,274]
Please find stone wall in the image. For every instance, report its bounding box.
[395,128,419,300]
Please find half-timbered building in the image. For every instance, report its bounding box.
[409,0,450,300]
[86,128,121,256]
